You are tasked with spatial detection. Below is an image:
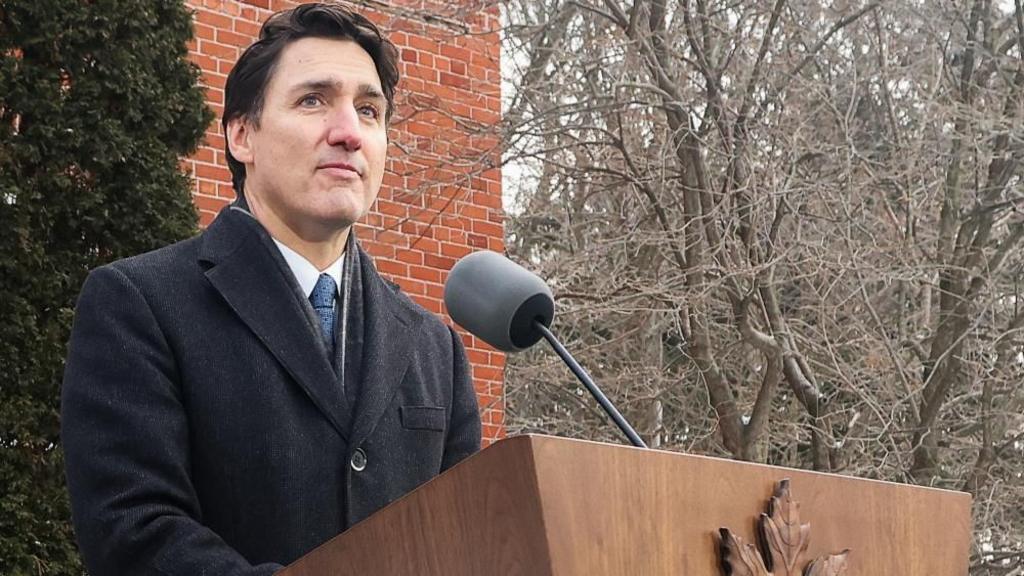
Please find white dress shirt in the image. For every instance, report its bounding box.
[272,239,344,299]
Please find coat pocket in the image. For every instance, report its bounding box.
[400,405,446,431]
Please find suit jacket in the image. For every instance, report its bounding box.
[61,205,481,575]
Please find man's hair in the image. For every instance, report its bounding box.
[222,3,400,195]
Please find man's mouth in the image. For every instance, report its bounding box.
[317,162,361,178]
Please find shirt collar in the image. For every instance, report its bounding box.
[272,238,344,298]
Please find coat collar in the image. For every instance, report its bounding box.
[198,203,424,446]
[348,244,422,448]
[199,205,350,438]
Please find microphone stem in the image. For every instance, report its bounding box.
[533,320,648,449]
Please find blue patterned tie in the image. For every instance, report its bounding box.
[309,273,337,351]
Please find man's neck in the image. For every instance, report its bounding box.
[244,193,350,271]
[272,228,350,272]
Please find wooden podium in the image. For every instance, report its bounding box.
[278,435,971,575]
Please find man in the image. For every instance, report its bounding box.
[61,4,481,575]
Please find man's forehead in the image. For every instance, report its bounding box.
[270,38,383,93]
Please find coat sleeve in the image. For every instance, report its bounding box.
[61,265,283,576]
[441,326,482,471]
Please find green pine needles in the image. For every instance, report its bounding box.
[0,1,213,573]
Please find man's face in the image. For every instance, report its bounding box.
[229,37,388,241]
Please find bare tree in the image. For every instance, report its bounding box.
[501,0,1024,572]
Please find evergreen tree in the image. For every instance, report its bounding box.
[0,1,212,572]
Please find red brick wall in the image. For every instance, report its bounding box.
[181,0,506,444]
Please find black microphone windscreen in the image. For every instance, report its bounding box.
[443,251,554,352]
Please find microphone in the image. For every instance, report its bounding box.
[443,250,554,352]
[444,251,647,448]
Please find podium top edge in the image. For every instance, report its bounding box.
[493,433,972,501]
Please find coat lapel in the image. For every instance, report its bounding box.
[198,207,351,440]
[348,245,423,448]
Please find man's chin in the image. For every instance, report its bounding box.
[310,207,367,234]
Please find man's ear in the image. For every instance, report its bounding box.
[226,116,255,164]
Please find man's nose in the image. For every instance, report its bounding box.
[325,104,363,151]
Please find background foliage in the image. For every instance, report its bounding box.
[502,0,1024,573]
[0,0,211,572]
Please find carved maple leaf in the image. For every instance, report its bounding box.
[719,528,771,576]
[805,551,851,576]
[761,479,811,575]
[717,480,851,576]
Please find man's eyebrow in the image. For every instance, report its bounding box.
[290,79,338,94]
[358,84,385,101]
[289,79,385,101]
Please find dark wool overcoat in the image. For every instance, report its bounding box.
[61,205,481,575]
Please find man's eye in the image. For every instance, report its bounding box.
[358,104,380,119]
[299,95,323,107]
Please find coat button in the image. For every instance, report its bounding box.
[350,448,367,472]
